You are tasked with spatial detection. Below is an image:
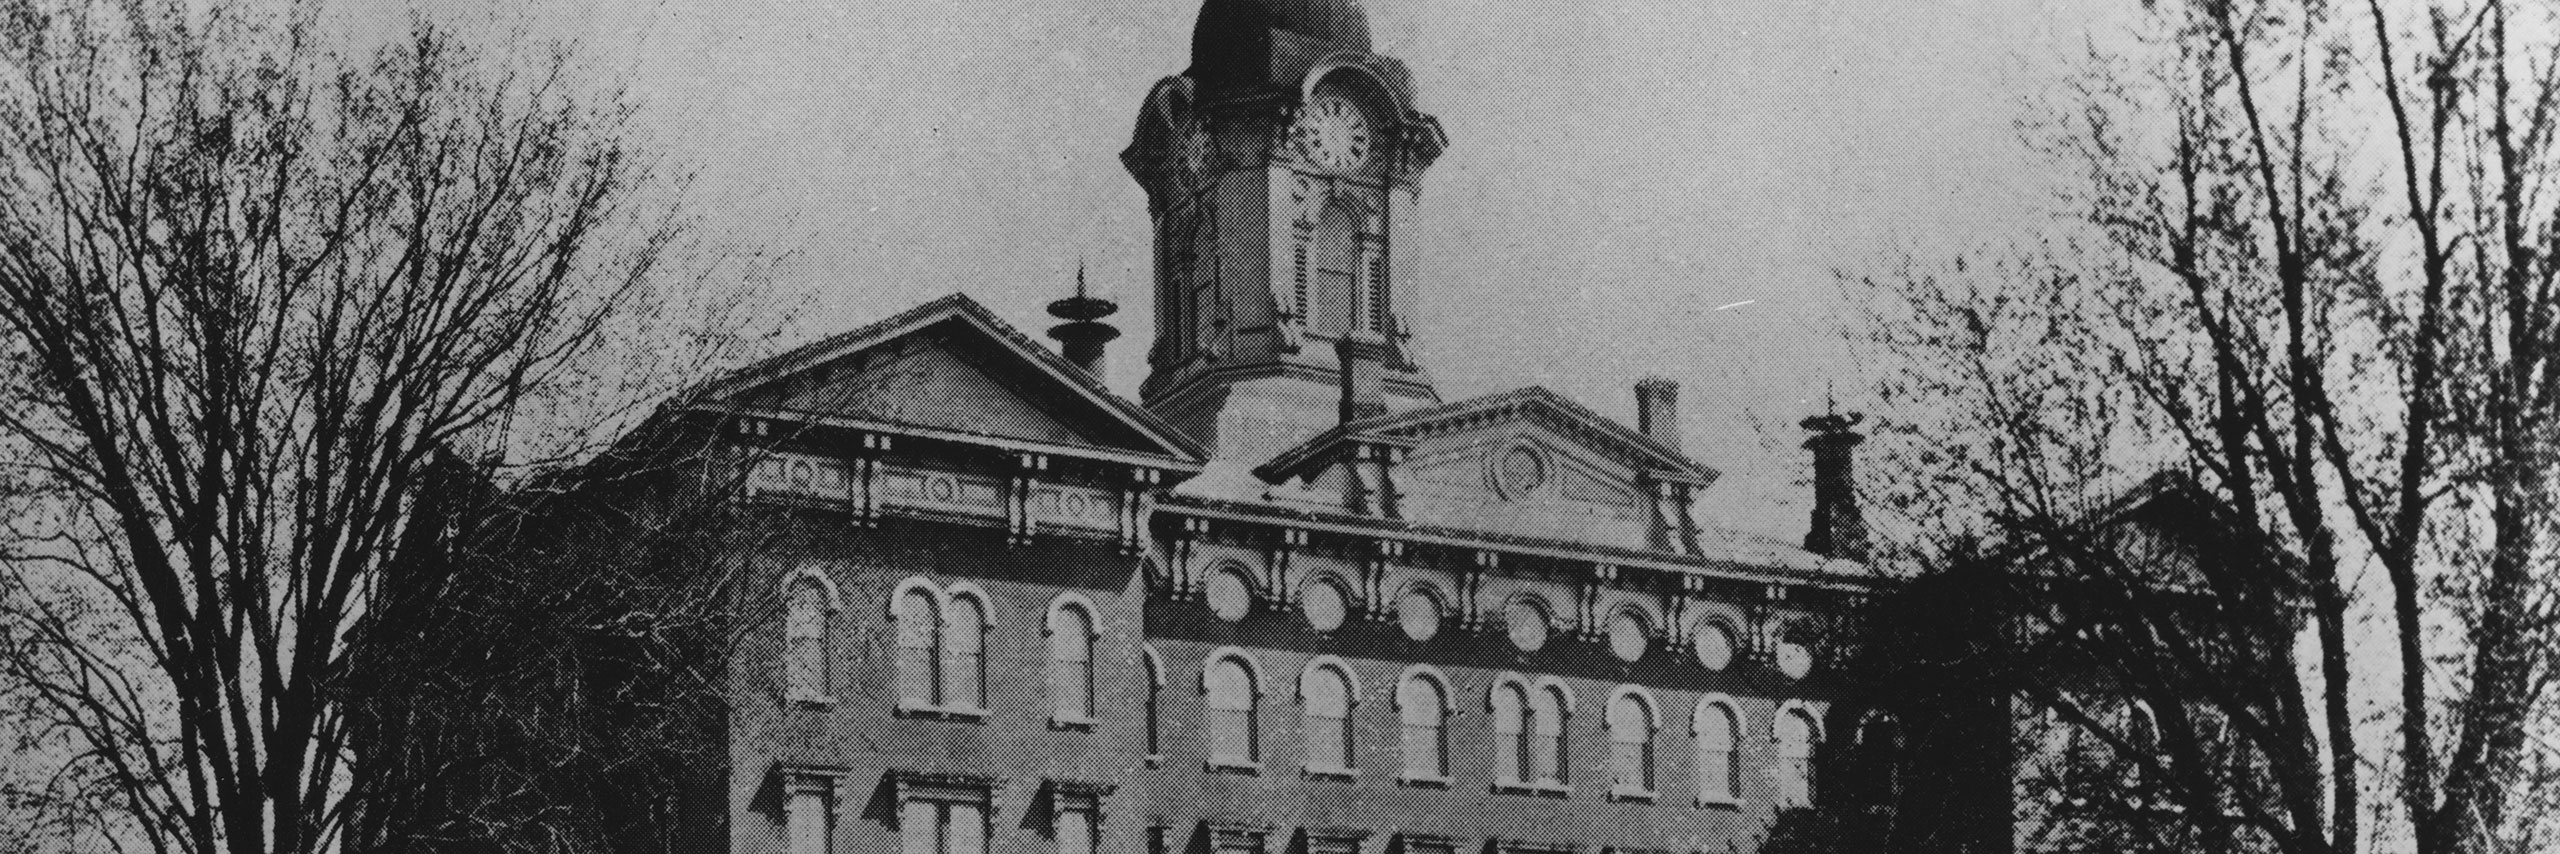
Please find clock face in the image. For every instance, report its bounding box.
[1293,93,1374,172]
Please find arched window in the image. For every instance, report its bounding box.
[1608,690,1657,795]
[1046,599,1096,721]
[941,593,987,711]
[1607,609,1651,663]
[1205,566,1254,622]
[1312,203,1358,336]
[894,586,940,707]
[1397,584,1444,642]
[1505,597,1552,653]
[1398,672,1449,779]
[1694,699,1740,803]
[1301,575,1351,633]
[1693,619,1737,671]
[1492,681,1531,784]
[1301,663,1355,771]
[786,578,831,701]
[1776,707,1821,808]
[1206,655,1260,764]
[1532,684,1571,785]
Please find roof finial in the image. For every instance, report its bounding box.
[1048,258,1120,376]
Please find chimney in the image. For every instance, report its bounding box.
[1336,333,1391,424]
[1046,263,1120,376]
[1635,376,1681,452]
[1801,410,1869,562]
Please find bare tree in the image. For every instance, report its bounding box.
[1847,0,2560,851]
[0,3,781,853]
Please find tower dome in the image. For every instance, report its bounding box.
[1189,0,1373,89]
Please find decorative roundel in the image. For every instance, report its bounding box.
[1607,610,1650,663]
[1693,620,1736,671]
[1302,577,1350,633]
[1397,586,1443,642]
[1504,597,1551,652]
[1492,443,1550,500]
[1205,569,1254,623]
[1773,625,1816,680]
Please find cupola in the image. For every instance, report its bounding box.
[1188,0,1375,92]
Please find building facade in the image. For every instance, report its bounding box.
[614,3,1898,854]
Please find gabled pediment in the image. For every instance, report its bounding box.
[1259,386,1715,485]
[1249,386,1718,552]
[677,294,1203,469]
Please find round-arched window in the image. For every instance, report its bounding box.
[1206,569,1254,623]
[1694,621,1736,671]
[1302,577,1350,633]
[1505,597,1551,652]
[1775,626,1816,680]
[1397,586,1443,642]
[1608,610,1650,663]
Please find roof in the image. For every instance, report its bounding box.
[1193,0,1372,63]
[675,293,1205,469]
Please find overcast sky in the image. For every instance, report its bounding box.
[481,0,2128,538]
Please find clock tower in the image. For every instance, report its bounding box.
[1122,0,1449,461]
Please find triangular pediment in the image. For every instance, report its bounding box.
[678,295,1203,468]
[1251,386,1718,551]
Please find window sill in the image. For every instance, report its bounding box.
[1396,773,1453,790]
[1145,754,1161,769]
[1300,765,1359,782]
[894,704,988,722]
[786,691,836,708]
[1492,781,1571,798]
[1205,759,1263,776]
[1607,786,1658,803]
[1049,715,1097,732]
[1695,795,1743,810]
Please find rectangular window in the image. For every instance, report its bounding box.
[1056,809,1095,854]
[789,790,831,854]
[902,801,987,854]
[900,801,936,854]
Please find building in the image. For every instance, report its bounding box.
[513,2,1905,853]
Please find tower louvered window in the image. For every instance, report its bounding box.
[1359,235,1388,332]
[1313,205,1357,335]
[1292,238,1311,321]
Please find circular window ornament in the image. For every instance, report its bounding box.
[1774,636,1816,681]
[1607,611,1650,662]
[1302,578,1350,633]
[1205,570,1254,623]
[1693,621,1736,671]
[1494,444,1550,499]
[1505,598,1551,652]
[1397,587,1443,642]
